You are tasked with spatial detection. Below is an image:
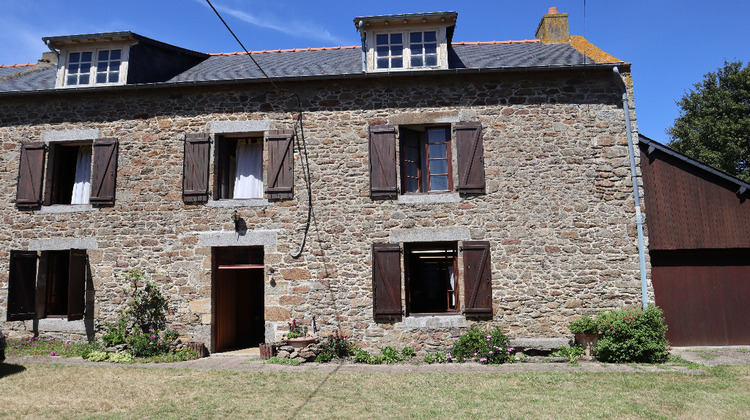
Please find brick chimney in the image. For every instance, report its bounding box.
[535,7,569,43]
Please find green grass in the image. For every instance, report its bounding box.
[694,351,717,360]
[1,363,749,419]
[6,336,95,358]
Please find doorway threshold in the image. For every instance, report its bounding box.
[214,347,261,357]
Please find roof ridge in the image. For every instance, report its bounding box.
[0,63,37,68]
[209,45,360,56]
[452,39,540,45]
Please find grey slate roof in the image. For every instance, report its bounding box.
[0,41,610,93]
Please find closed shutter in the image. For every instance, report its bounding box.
[16,142,46,208]
[369,125,398,198]
[90,138,119,205]
[7,251,38,321]
[67,249,87,321]
[183,133,210,203]
[267,130,294,200]
[463,241,493,318]
[372,243,402,321]
[455,122,486,194]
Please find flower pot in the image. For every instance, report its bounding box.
[286,336,316,349]
[574,333,598,356]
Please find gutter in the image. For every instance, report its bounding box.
[613,66,649,309]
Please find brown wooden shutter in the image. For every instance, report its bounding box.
[90,138,118,205]
[7,251,38,321]
[266,130,294,200]
[183,133,210,203]
[16,142,46,208]
[372,243,402,321]
[369,125,398,198]
[67,249,87,321]
[463,241,493,319]
[455,122,486,194]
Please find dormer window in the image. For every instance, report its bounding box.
[355,11,456,73]
[61,47,127,87]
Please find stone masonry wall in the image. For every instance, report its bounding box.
[0,68,651,352]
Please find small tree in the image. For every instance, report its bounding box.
[123,269,167,333]
[668,61,750,181]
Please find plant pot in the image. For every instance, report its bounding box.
[286,336,316,349]
[574,333,598,356]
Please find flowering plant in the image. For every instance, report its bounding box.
[450,325,514,364]
[286,319,308,339]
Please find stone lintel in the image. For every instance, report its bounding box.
[29,237,98,251]
[209,120,271,134]
[43,129,99,142]
[398,192,460,205]
[38,204,95,214]
[402,315,468,329]
[390,227,471,243]
[198,230,278,247]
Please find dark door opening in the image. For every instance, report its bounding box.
[212,247,264,353]
[405,243,458,315]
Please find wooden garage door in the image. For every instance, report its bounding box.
[651,250,750,346]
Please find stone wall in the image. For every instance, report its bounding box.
[0,68,651,352]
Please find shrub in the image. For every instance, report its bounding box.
[86,350,109,362]
[108,351,134,363]
[315,352,333,363]
[128,330,170,358]
[102,319,128,346]
[568,315,598,335]
[593,306,668,363]
[367,355,384,365]
[320,330,354,358]
[451,325,514,364]
[423,354,435,364]
[353,349,371,363]
[401,346,416,358]
[381,346,402,364]
[123,270,168,333]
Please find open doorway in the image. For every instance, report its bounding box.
[212,247,264,353]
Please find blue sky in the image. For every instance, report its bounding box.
[1,0,748,144]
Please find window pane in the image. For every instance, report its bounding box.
[431,159,448,174]
[405,178,419,193]
[98,50,109,61]
[111,61,120,71]
[390,33,402,44]
[69,52,80,63]
[410,32,422,43]
[411,56,423,67]
[67,75,77,85]
[108,72,119,83]
[391,57,403,68]
[424,31,437,42]
[79,74,89,84]
[405,145,419,161]
[81,52,92,62]
[79,63,90,73]
[425,43,437,54]
[376,34,388,45]
[430,175,449,191]
[390,45,402,56]
[426,55,438,66]
[429,144,447,159]
[110,49,121,60]
[96,73,106,83]
[427,128,447,143]
[405,162,418,178]
[68,64,79,74]
[410,44,423,54]
[377,46,389,57]
[377,58,389,69]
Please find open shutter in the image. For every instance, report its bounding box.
[67,249,87,321]
[266,130,294,200]
[7,251,38,321]
[183,133,210,203]
[455,122,486,194]
[463,241,493,319]
[369,125,398,198]
[16,142,46,208]
[90,138,118,205]
[372,243,402,321]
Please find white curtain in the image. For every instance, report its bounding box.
[71,145,91,204]
[233,139,263,199]
[448,265,455,307]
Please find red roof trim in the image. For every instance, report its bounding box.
[0,63,37,68]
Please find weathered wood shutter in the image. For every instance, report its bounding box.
[266,130,294,200]
[462,241,493,319]
[369,125,398,198]
[183,133,210,203]
[7,251,38,321]
[90,138,119,205]
[16,142,46,208]
[67,249,87,321]
[36,252,49,319]
[372,243,402,321]
[455,122,486,194]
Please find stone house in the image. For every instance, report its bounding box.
[0,8,649,353]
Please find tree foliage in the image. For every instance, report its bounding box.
[667,61,750,181]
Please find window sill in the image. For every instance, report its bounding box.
[35,317,88,333]
[398,192,460,205]
[402,314,468,329]
[207,199,270,208]
[39,204,95,214]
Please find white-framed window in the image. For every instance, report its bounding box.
[369,28,446,72]
[56,45,130,87]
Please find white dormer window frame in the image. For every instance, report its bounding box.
[366,26,448,72]
[55,43,132,88]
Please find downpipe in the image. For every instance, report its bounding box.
[613,66,649,309]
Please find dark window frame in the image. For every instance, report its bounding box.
[214,135,264,200]
[399,125,453,194]
[45,141,92,205]
[404,242,459,315]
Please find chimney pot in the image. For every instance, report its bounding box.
[548,7,559,14]
[535,7,569,43]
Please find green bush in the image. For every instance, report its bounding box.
[568,315,598,334]
[315,352,333,363]
[123,270,168,333]
[102,319,128,346]
[108,351,134,363]
[401,346,416,358]
[86,350,110,362]
[128,330,170,357]
[319,330,354,359]
[593,306,668,363]
[423,354,435,364]
[450,325,513,364]
[550,345,585,363]
[367,355,384,365]
[353,349,371,363]
[381,346,402,364]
